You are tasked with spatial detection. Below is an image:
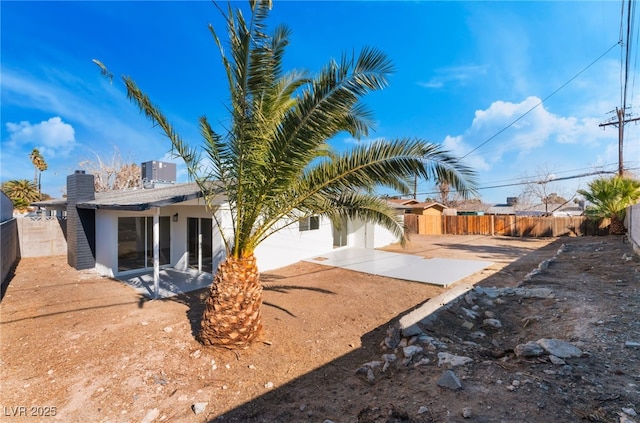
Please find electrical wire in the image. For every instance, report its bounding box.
[460,42,621,160]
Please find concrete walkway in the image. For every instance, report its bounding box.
[304,248,492,287]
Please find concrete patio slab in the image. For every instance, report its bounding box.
[305,248,492,287]
[117,268,213,299]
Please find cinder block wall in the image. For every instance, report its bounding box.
[16,218,67,258]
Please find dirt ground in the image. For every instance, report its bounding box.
[1,235,639,423]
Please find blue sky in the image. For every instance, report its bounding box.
[2,1,638,204]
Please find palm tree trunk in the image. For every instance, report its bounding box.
[609,215,626,235]
[198,254,263,348]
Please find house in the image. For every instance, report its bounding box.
[34,168,398,297]
[386,198,447,235]
[386,198,448,216]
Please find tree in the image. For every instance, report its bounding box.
[577,176,640,235]
[1,179,40,211]
[519,166,573,216]
[79,149,142,192]
[107,0,477,348]
[29,148,48,199]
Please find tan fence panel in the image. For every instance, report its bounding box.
[417,215,442,235]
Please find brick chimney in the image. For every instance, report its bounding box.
[67,170,96,270]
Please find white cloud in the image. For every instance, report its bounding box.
[5,117,76,158]
[418,64,489,89]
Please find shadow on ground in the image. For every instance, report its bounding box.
[198,238,564,422]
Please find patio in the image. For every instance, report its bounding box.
[117,268,214,299]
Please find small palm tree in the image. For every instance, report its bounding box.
[578,176,640,235]
[1,179,40,210]
[29,148,48,199]
[113,0,477,348]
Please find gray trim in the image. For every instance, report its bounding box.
[32,183,207,211]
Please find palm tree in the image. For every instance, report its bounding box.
[115,0,477,348]
[1,179,40,210]
[578,176,640,235]
[29,148,48,199]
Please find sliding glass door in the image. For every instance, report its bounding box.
[187,217,213,273]
[117,216,170,272]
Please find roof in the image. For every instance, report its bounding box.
[32,183,206,212]
[386,199,447,211]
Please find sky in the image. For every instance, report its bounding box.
[2,0,639,204]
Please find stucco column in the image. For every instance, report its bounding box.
[153,208,160,299]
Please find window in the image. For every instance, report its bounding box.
[299,215,320,231]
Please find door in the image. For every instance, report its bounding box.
[187,217,213,273]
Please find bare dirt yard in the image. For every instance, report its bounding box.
[1,235,639,423]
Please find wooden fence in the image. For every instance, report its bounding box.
[404,214,609,237]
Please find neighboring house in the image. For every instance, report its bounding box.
[387,198,446,235]
[34,169,398,291]
[387,198,448,216]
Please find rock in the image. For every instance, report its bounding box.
[549,355,566,365]
[191,403,208,415]
[622,407,637,417]
[324,420,336,423]
[382,354,397,363]
[521,288,554,299]
[537,339,582,358]
[163,326,173,333]
[438,352,473,367]
[366,368,375,384]
[437,370,462,390]
[462,321,474,330]
[401,324,423,337]
[619,413,638,423]
[355,361,383,375]
[418,406,429,414]
[384,326,401,348]
[413,358,430,367]
[625,341,640,349]
[538,258,554,270]
[190,350,201,359]
[483,318,503,328]
[403,345,423,359]
[462,407,472,418]
[141,408,160,423]
[514,341,545,357]
[461,307,479,319]
[470,331,487,339]
[464,292,477,305]
[264,382,274,389]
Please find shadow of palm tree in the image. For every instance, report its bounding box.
[166,283,337,338]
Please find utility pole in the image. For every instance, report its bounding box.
[598,107,640,176]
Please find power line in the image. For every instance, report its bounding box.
[460,42,620,160]
[408,166,640,199]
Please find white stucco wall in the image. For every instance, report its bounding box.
[254,216,334,272]
[94,200,403,276]
[347,217,402,249]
